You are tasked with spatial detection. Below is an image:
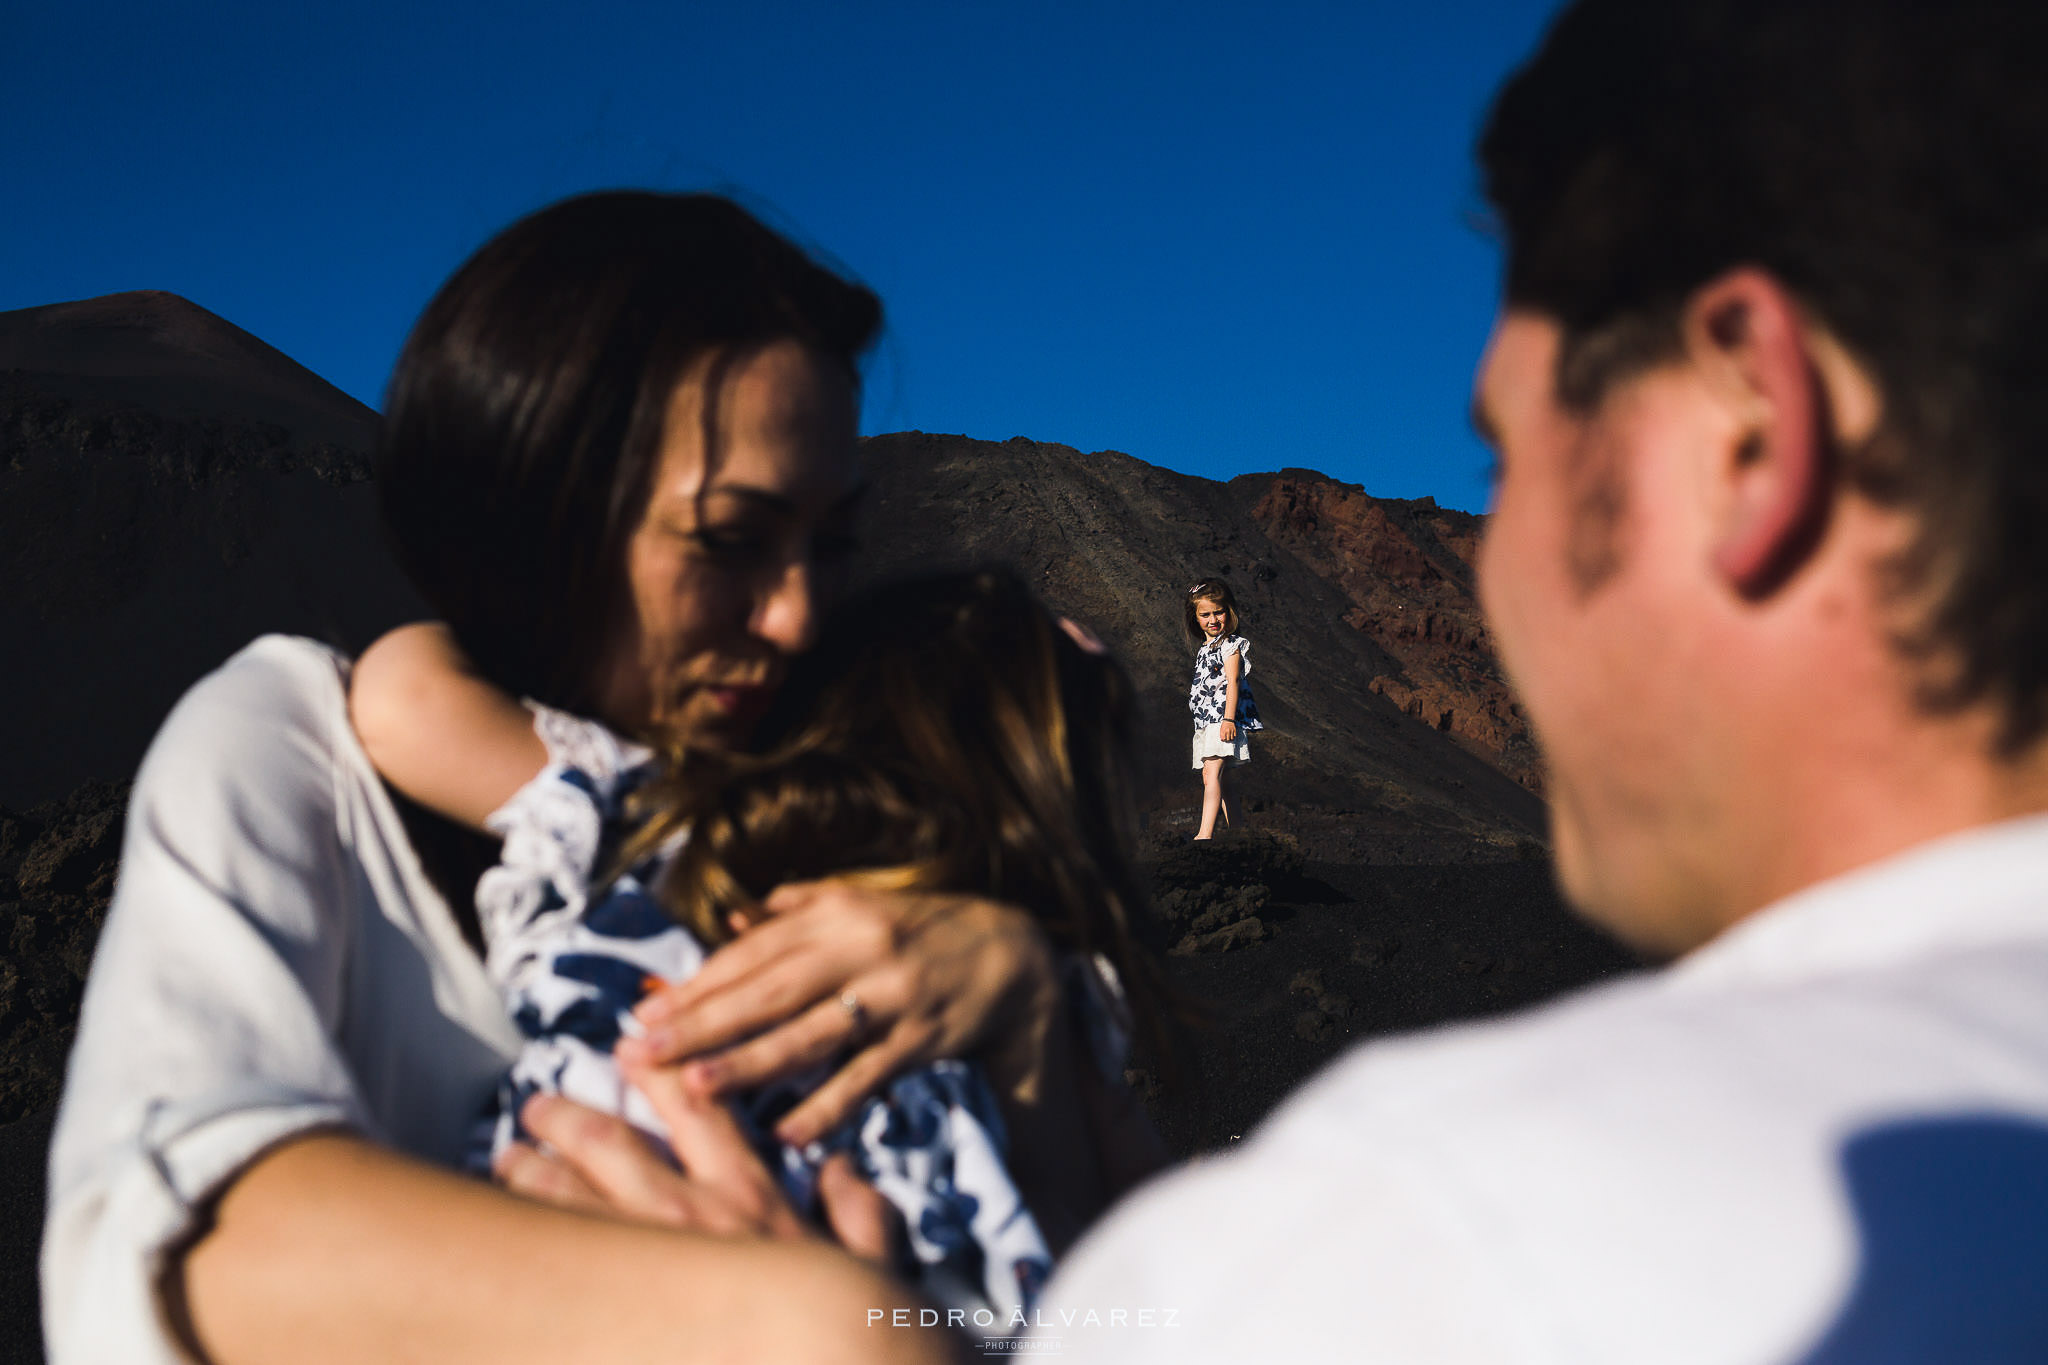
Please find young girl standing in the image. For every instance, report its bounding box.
[1186,577,1263,839]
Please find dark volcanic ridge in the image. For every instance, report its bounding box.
[2,292,424,808]
[0,290,376,447]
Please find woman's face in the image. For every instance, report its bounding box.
[589,340,863,744]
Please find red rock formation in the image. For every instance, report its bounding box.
[1243,473,1542,791]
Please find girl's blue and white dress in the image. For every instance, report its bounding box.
[1189,633,1263,767]
[468,704,1057,1325]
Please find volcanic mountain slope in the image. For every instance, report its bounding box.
[0,294,1540,847]
[0,292,425,807]
[853,432,1543,853]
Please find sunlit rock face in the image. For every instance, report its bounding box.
[1244,473,1540,791]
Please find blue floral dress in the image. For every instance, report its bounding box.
[468,705,1060,1327]
[1189,635,1262,731]
[1189,635,1263,770]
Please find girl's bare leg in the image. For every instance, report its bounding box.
[1196,758,1226,839]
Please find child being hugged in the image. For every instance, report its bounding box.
[1185,576,1263,840]
[348,567,1161,1327]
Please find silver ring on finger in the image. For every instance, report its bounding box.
[838,989,868,1037]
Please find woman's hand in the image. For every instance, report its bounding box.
[615,878,1061,1146]
[494,1068,900,1262]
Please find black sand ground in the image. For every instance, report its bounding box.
[0,1111,51,1365]
[1144,855,1638,1155]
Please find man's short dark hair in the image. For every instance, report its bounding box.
[1480,0,2048,750]
[376,191,882,714]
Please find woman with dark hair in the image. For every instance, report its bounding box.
[42,191,1151,1364]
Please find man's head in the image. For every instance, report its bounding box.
[1472,0,2048,951]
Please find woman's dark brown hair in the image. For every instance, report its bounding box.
[1183,577,1241,647]
[628,567,1162,1039]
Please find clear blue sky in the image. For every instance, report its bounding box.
[3,0,1562,513]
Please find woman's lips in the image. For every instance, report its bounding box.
[706,684,773,726]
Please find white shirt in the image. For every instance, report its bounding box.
[1035,815,2048,1362]
[40,636,522,1364]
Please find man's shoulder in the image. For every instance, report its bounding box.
[1041,977,1706,1359]
[1266,933,2048,1152]
[1247,929,2048,1287]
[1053,951,2048,1360]
[1260,970,1681,1146]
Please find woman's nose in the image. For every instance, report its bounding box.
[753,557,818,654]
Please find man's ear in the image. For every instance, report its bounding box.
[1683,268,1832,597]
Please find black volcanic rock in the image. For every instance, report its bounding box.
[0,292,424,808]
[0,783,128,1365]
[0,782,124,1127]
[1147,830,1304,954]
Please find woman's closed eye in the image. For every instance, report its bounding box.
[690,526,777,566]
[689,523,862,568]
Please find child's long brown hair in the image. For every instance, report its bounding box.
[625,567,1160,1038]
[1184,576,1241,646]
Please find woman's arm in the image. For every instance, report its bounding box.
[179,1127,941,1365]
[348,621,548,829]
[52,640,925,1365]
[1219,648,1242,744]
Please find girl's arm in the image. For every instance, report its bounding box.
[348,622,548,830]
[1220,647,1242,742]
